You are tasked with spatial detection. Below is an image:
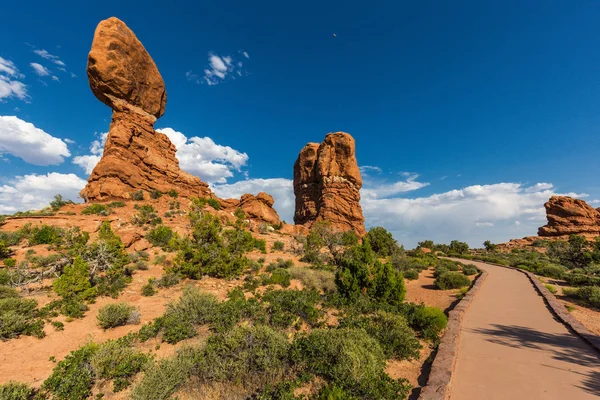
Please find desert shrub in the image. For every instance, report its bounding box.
[108,201,126,208]
[291,328,410,399]
[82,221,129,284]
[0,382,36,400]
[53,257,96,300]
[97,303,140,329]
[150,189,162,199]
[43,343,99,400]
[335,241,406,306]
[132,204,162,226]
[192,197,221,210]
[146,225,178,249]
[408,305,448,340]
[91,339,149,392]
[536,264,566,279]
[28,225,64,246]
[130,348,195,400]
[0,285,18,299]
[365,227,402,257]
[338,311,421,360]
[81,203,110,216]
[563,286,600,309]
[156,273,181,288]
[272,241,285,251]
[544,284,557,295]
[263,289,322,328]
[564,273,600,287]
[166,189,179,198]
[262,268,292,287]
[59,299,89,318]
[448,240,469,255]
[3,257,16,267]
[435,272,471,290]
[462,264,478,276]
[134,259,148,270]
[0,241,10,259]
[403,269,419,280]
[50,194,74,211]
[0,296,45,339]
[289,267,336,293]
[266,258,294,271]
[142,279,156,296]
[198,325,289,385]
[234,207,245,220]
[131,190,144,201]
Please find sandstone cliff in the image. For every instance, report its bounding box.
[538,196,600,237]
[293,132,365,236]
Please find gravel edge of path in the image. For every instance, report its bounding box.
[417,268,488,400]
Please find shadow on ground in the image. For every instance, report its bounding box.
[471,324,600,396]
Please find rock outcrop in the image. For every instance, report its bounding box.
[220,192,281,225]
[293,132,365,236]
[538,196,600,237]
[80,17,211,201]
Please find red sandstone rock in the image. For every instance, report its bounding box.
[220,192,281,225]
[80,17,211,201]
[538,196,600,237]
[293,132,365,236]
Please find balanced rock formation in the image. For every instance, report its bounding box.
[538,196,600,237]
[293,132,365,236]
[80,17,211,201]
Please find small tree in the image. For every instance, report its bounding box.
[449,240,469,255]
[417,240,434,250]
[365,227,402,257]
[483,240,497,252]
[50,194,73,211]
[53,257,95,300]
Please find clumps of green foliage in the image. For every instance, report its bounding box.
[142,279,156,296]
[434,272,471,290]
[132,204,162,226]
[97,303,140,329]
[53,257,96,300]
[108,201,126,208]
[289,267,336,293]
[266,258,294,271]
[49,194,74,211]
[0,381,37,400]
[81,203,111,216]
[167,189,179,198]
[28,225,64,246]
[171,213,257,279]
[291,328,411,399]
[402,269,419,280]
[335,240,406,306]
[192,196,221,210]
[262,289,323,329]
[544,284,558,295]
[150,189,162,199]
[234,207,245,220]
[462,264,478,276]
[3,258,16,267]
[563,286,600,309]
[43,342,99,400]
[339,311,421,360]
[365,226,403,257]
[146,225,178,249]
[272,240,285,251]
[405,305,448,341]
[131,190,145,201]
[90,339,150,391]
[262,268,292,287]
[302,221,361,264]
[0,285,45,339]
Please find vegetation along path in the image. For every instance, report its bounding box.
[448,259,600,400]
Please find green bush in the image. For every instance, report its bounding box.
[150,189,162,199]
[43,343,99,400]
[564,273,600,287]
[403,269,419,280]
[167,189,179,198]
[131,190,144,201]
[132,205,162,226]
[130,348,196,400]
[97,303,139,329]
[50,194,74,211]
[536,264,566,279]
[53,257,95,300]
[28,225,63,245]
[563,286,600,309]
[289,267,336,293]
[409,305,448,340]
[272,241,285,251]
[263,268,291,287]
[141,280,156,296]
[0,382,36,400]
[3,257,16,267]
[156,273,181,288]
[266,258,294,271]
[146,225,177,248]
[339,311,421,360]
[544,284,557,295]
[91,339,149,392]
[365,227,402,257]
[434,272,471,290]
[108,201,126,208]
[263,289,322,328]
[0,296,45,339]
[291,328,410,399]
[462,264,478,276]
[81,204,111,215]
[198,325,289,385]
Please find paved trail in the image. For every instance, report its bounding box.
[448,259,600,400]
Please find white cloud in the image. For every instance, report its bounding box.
[64,138,75,144]
[0,116,70,165]
[0,173,86,214]
[157,128,249,183]
[242,51,249,59]
[0,57,27,101]
[72,132,107,174]
[362,173,429,199]
[33,49,66,67]
[52,76,59,82]
[200,53,246,85]
[30,62,50,76]
[212,178,295,223]
[359,165,382,174]
[361,182,586,248]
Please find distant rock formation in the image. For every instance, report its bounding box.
[80,17,211,201]
[293,132,365,236]
[538,196,600,237]
[220,192,281,225]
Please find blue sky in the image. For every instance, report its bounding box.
[1,0,599,247]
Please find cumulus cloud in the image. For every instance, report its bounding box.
[73,128,247,184]
[0,173,86,214]
[72,132,107,174]
[157,128,249,183]
[362,173,429,199]
[195,53,246,85]
[0,57,27,100]
[361,182,586,248]
[212,178,295,222]
[30,62,50,76]
[0,116,70,165]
